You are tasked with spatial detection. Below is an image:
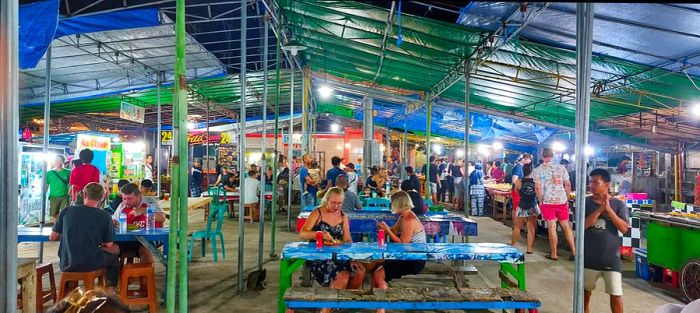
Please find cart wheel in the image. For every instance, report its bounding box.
[681,259,700,302]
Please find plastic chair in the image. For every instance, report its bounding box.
[207,187,230,220]
[188,203,226,262]
[366,198,391,208]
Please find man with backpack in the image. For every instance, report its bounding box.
[47,155,71,221]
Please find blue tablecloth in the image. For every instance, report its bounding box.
[281,242,522,263]
[296,211,477,237]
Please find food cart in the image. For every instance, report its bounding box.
[635,208,700,302]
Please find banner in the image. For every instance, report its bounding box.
[161,131,234,145]
[120,101,145,123]
[76,134,111,151]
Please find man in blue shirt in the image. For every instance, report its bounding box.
[326,156,345,187]
[299,154,318,206]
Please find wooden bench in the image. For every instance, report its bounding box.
[284,287,540,312]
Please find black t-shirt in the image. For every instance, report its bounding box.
[518,178,537,210]
[52,205,115,272]
[409,174,421,192]
[408,191,426,215]
[421,164,439,183]
[584,196,630,272]
[450,164,463,178]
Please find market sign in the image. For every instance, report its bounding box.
[120,101,145,123]
[161,131,233,145]
[76,134,111,151]
[282,134,302,144]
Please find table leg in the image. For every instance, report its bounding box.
[278,259,305,313]
[135,236,167,266]
[20,269,37,313]
[499,262,526,291]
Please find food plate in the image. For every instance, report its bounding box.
[323,240,343,246]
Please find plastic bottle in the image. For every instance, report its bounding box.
[146,207,155,230]
[119,212,127,233]
[378,229,386,247]
[385,180,390,194]
[315,231,323,249]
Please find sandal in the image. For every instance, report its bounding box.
[545,254,559,261]
[526,251,533,254]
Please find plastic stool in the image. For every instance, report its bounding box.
[119,263,157,313]
[35,263,57,312]
[58,269,106,299]
[244,203,256,223]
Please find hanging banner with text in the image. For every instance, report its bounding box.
[161,131,234,145]
[119,101,146,123]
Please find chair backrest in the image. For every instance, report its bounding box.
[366,198,390,208]
[208,187,227,206]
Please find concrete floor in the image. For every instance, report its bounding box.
[20,206,684,312]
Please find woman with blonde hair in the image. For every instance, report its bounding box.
[299,187,366,313]
[372,191,427,313]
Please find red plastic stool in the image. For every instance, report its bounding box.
[119,263,157,313]
[662,268,680,288]
[58,269,106,299]
[35,263,57,312]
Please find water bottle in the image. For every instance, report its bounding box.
[385,181,390,194]
[119,212,127,233]
[146,207,155,230]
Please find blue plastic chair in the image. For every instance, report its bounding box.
[366,198,391,208]
[188,202,226,262]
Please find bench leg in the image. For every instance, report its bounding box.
[278,259,305,313]
[500,262,526,290]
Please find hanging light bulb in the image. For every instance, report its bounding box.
[317,85,333,98]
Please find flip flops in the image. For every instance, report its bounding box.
[545,254,559,261]
[526,251,534,254]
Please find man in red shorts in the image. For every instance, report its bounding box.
[533,147,575,261]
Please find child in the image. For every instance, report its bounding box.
[308,161,322,188]
[139,179,155,197]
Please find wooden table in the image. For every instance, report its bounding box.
[160,197,212,220]
[296,210,478,241]
[277,242,526,313]
[18,227,170,302]
[18,257,38,313]
[486,188,511,225]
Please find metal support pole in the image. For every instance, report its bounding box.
[425,99,432,199]
[301,69,307,158]
[258,14,269,271]
[286,69,295,231]
[237,0,248,293]
[463,60,471,214]
[157,72,162,197]
[0,1,20,311]
[362,97,374,179]
[167,0,187,311]
[39,44,52,263]
[270,29,280,258]
[573,3,594,313]
[205,101,210,185]
[402,122,408,180]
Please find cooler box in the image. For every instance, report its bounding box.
[635,248,651,280]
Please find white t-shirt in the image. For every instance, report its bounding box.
[532,162,570,205]
[346,171,358,195]
[244,177,261,204]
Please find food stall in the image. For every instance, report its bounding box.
[484,182,512,224]
[18,142,69,225]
